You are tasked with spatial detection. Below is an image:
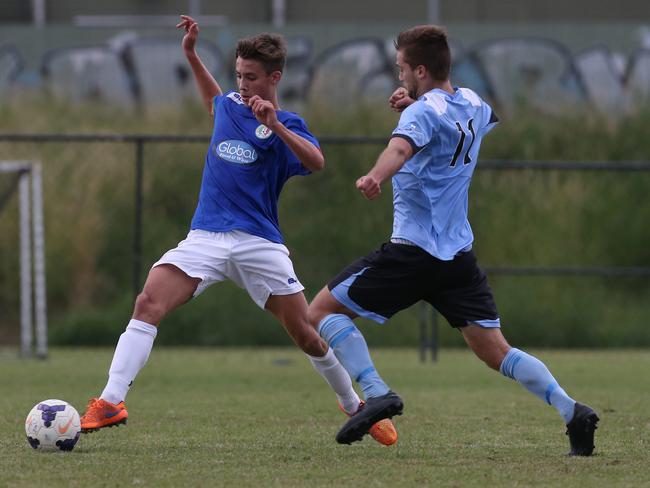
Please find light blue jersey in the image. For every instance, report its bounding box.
[390,87,498,260]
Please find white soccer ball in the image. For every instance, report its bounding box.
[25,399,81,451]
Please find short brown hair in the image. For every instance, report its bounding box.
[235,33,287,74]
[394,25,451,81]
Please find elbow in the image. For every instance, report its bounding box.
[313,155,325,172]
[306,153,325,172]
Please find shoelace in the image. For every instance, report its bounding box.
[82,398,102,421]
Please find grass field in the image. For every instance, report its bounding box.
[1,348,649,487]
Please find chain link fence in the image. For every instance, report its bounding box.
[1,133,649,354]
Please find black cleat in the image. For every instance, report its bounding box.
[336,391,403,445]
[566,402,599,456]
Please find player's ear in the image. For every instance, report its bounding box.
[270,70,282,85]
[415,65,426,80]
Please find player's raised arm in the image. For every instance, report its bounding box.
[177,15,222,115]
[249,95,325,172]
[356,137,413,200]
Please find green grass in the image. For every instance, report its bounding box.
[1,348,649,487]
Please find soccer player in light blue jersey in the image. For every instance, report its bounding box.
[308,25,599,455]
[79,16,398,444]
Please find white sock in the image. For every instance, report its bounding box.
[100,319,158,404]
[308,348,360,414]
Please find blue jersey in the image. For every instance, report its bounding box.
[190,91,317,244]
[390,87,498,260]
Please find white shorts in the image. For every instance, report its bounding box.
[152,229,304,309]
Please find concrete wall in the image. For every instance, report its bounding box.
[2,0,650,24]
[2,2,650,116]
[2,23,650,118]
[442,0,650,22]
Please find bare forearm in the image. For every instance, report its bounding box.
[185,49,222,113]
[356,136,412,200]
[271,123,324,172]
[368,144,410,183]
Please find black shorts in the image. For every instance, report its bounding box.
[328,242,500,328]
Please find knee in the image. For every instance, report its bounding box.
[134,292,167,325]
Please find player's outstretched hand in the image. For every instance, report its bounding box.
[248,95,279,128]
[177,15,199,52]
[356,175,381,200]
[389,87,415,112]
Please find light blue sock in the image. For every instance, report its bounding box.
[500,348,576,423]
[318,314,389,400]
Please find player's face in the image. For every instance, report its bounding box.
[235,57,280,104]
[396,50,419,100]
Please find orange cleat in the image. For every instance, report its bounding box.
[80,398,128,433]
[339,401,398,446]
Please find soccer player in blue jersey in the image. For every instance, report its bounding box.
[308,25,599,455]
[80,15,396,446]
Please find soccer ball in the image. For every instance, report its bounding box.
[25,399,81,451]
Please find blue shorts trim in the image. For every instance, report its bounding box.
[471,318,501,328]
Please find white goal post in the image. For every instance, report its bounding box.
[0,161,47,358]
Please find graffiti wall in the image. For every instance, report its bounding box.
[2,33,650,116]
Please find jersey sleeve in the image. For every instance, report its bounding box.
[480,100,499,135]
[282,116,320,177]
[391,102,439,154]
[212,93,226,122]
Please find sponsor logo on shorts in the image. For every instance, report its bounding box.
[287,278,297,284]
[215,140,258,164]
[255,124,273,139]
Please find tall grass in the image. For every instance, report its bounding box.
[0,96,649,347]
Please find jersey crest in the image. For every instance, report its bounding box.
[255,124,273,139]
